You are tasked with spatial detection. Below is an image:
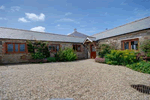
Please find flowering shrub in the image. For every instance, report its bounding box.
[105,50,137,65]
[126,61,150,74]
[95,58,105,63]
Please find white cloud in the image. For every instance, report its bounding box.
[25,13,45,21]
[30,26,45,32]
[0,17,7,20]
[0,5,5,10]
[18,17,30,23]
[57,18,80,24]
[11,6,20,12]
[65,12,72,16]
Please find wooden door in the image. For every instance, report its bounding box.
[90,44,96,59]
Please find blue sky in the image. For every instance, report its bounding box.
[0,0,150,36]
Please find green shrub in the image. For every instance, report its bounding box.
[126,61,150,74]
[98,44,112,58]
[47,57,56,62]
[140,40,150,53]
[105,50,137,65]
[56,48,77,61]
[146,52,150,57]
[27,40,50,59]
[31,52,45,59]
[27,41,35,53]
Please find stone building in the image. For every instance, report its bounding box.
[0,16,150,63]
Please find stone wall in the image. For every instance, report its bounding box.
[0,39,88,64]
[97,29,150,51]
[47,41,88,59]
[0,39,31,63]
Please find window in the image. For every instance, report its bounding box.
[73,44,81,52]
[7,44,13,52]
[91,45,96,52]
[49,44,60,52]
[122,38,139,50]
[20,44,25,52]
[6,43,27,53]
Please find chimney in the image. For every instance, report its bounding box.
[74,28,77,32]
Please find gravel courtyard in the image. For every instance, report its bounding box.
[0,59,150,100]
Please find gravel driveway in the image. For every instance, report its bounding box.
[0,59,150,100]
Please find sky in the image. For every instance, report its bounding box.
[0,0,150,36]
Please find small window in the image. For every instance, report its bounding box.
[73,44,81,52]
[6,43,27,53]
[49,44,60,52]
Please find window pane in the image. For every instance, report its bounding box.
[15,44,18,52]
[131,41,138,50]
[56,45,59,51]
[20,44,25,52]
[49,46,52,51]
[134,41,138,50]
[52,45,56,51]
[7,44,13,52]
[73,45,76,50]
[124,42,129,50]
[77,45,81,51]
[92,46,96,52]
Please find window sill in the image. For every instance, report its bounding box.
[6,52,27,54]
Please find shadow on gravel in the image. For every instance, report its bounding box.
[131,84,150,94]
[0,59,90,66]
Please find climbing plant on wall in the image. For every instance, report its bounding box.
[27,40,50,59]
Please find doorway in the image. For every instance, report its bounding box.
[90,44,96,59]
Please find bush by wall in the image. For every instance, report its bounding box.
[98,44,112,58]
[56,48,77,61]
[27,41,50,59]
[47,57,56,62]
[140,40,150,53]
[105,50,137,65]
[126,61,150,74]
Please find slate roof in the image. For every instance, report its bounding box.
[68,28,95,38]
[0,27,85,43]
[68,31,89,38]
[92,16,150,40]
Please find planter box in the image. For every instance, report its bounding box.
[143,57,150,61]
[29,59,47,63]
